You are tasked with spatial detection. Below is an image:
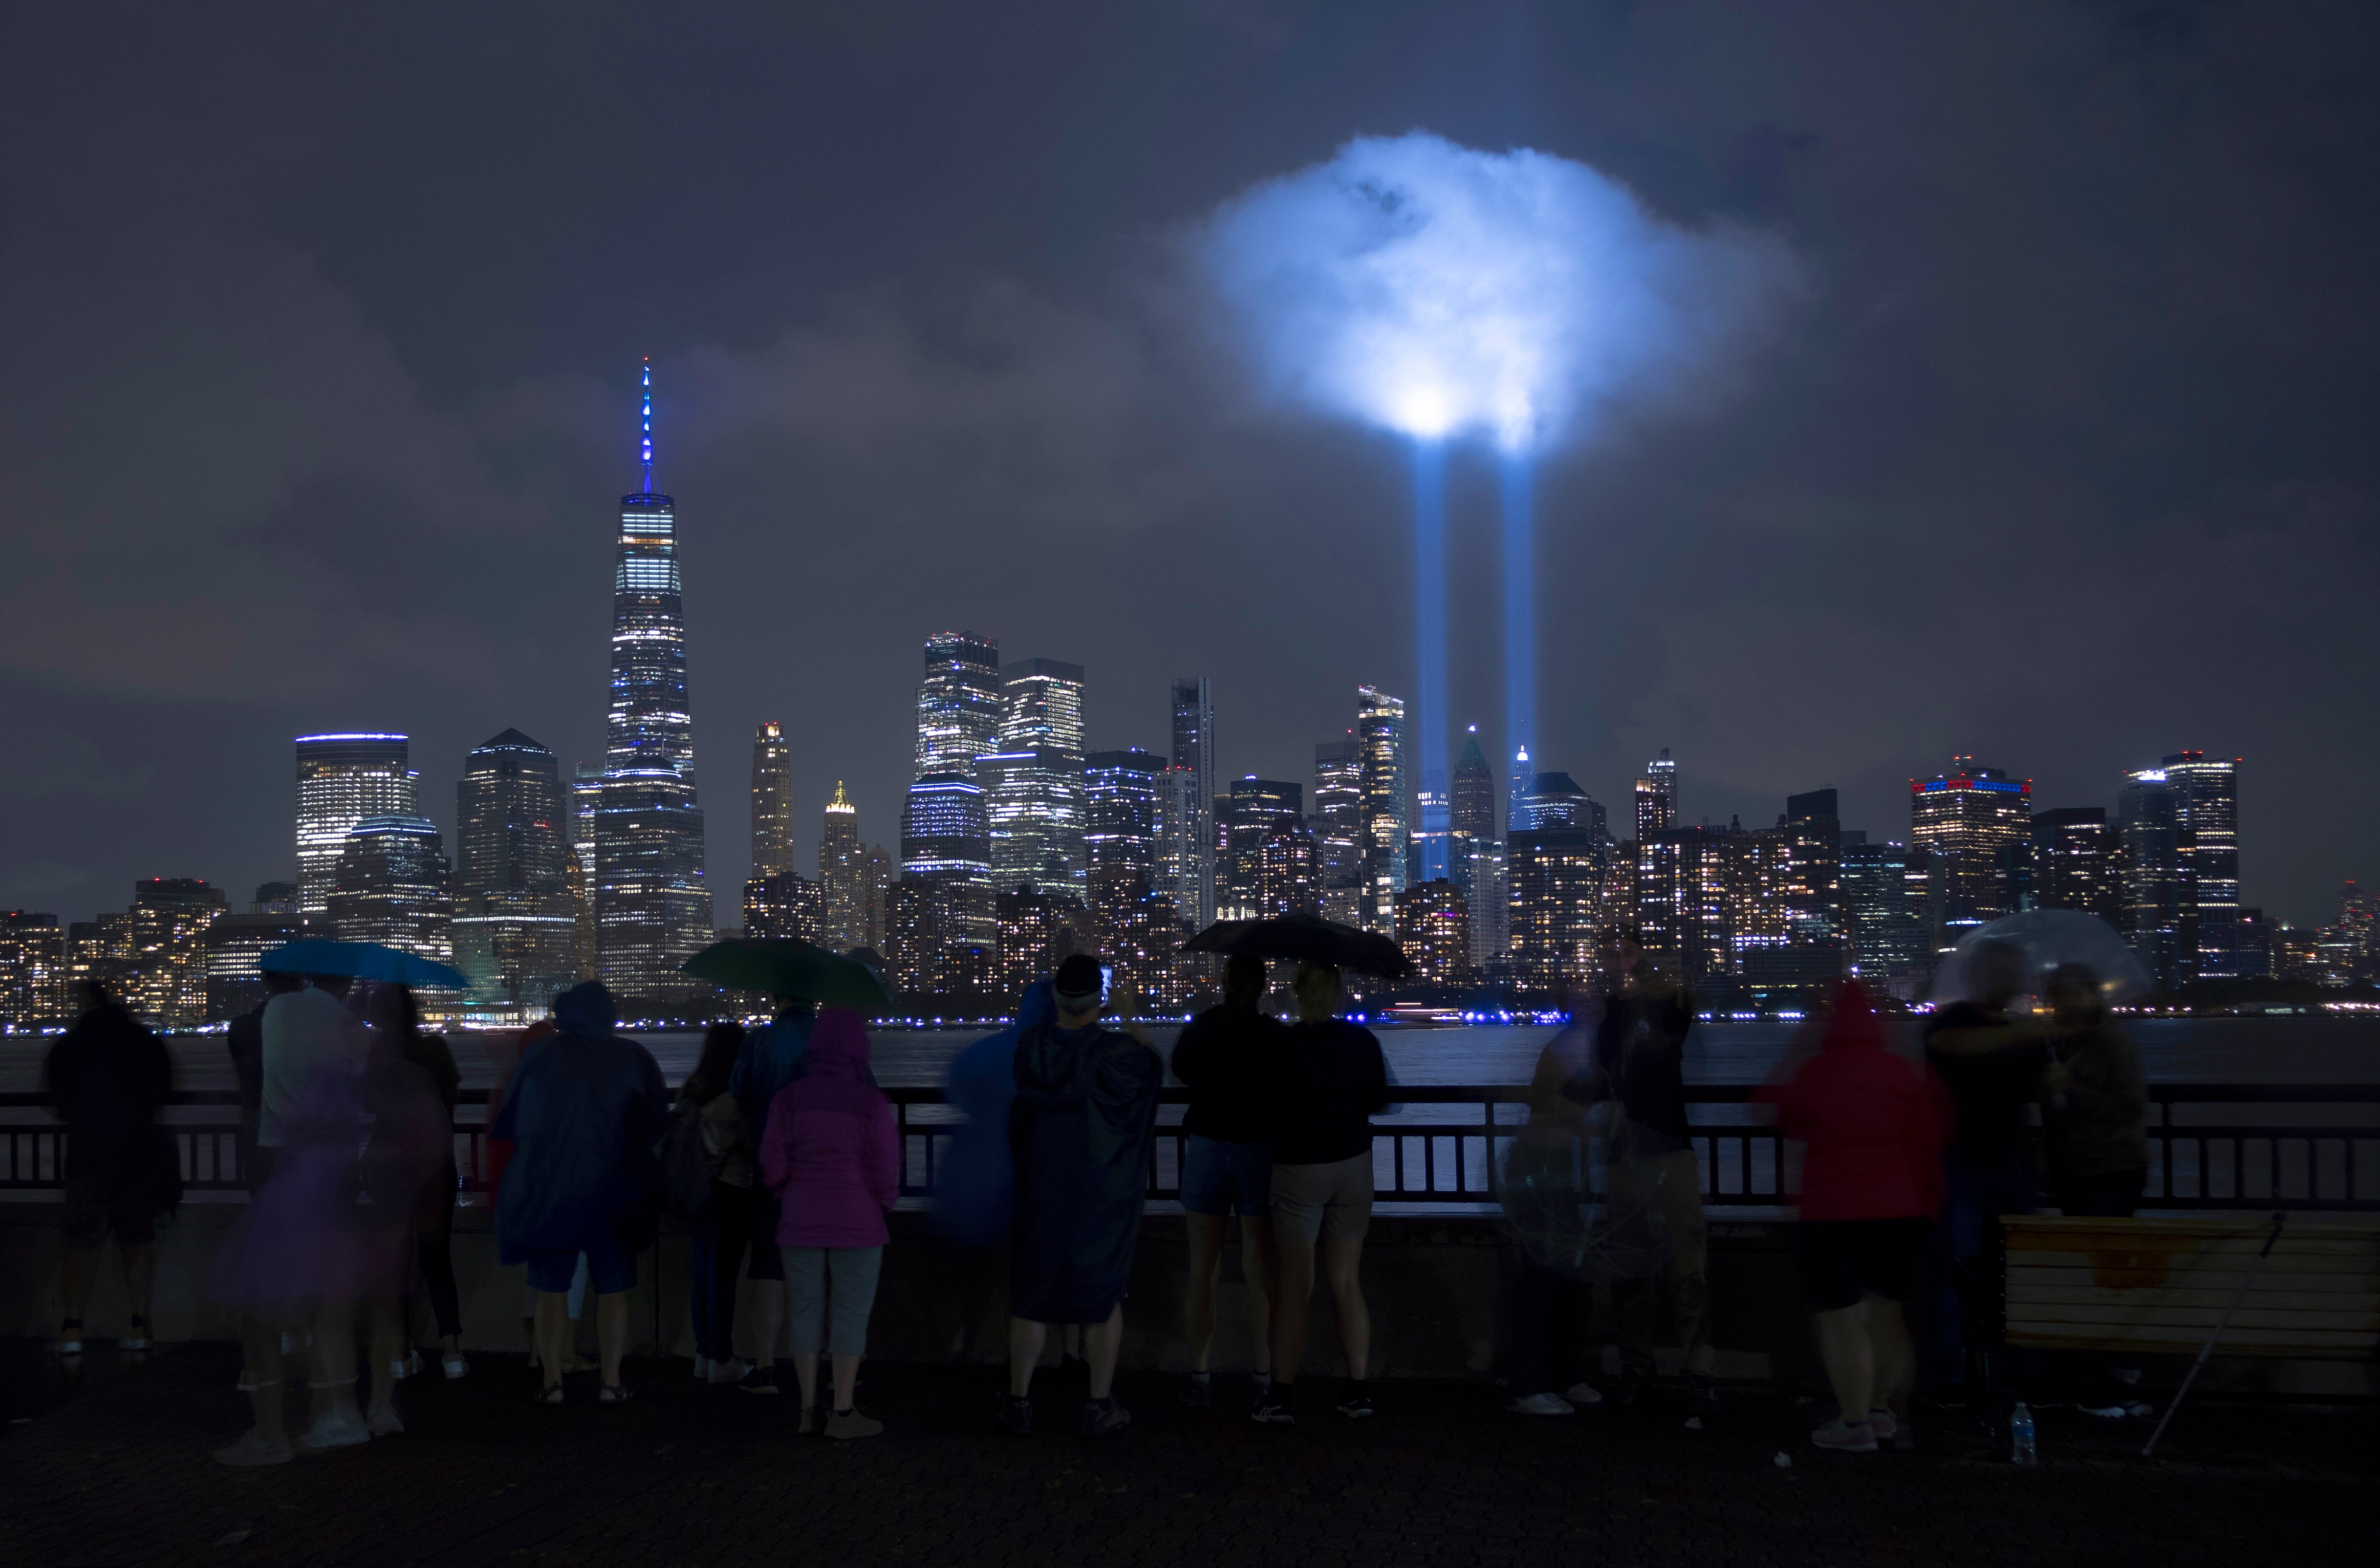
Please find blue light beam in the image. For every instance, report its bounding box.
[1500,450,1535,837]
[1413,439,1449,883]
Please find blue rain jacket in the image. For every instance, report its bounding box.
[490,986,669,1258]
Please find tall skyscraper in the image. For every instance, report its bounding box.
[1519,772,1601,833]
[1396,880,1471,983]
[1507,743,1533,838]
[204,892,308,1022]
[2161,752,2242,980]
[900,773,995,944]
[295,733,416,915]
[330,817,454,965]
[1779,788,1844,943]
[2118,766,2194,989]
[453,729,576,1017]
[595,363,708,1004]
[1312,738,1366,927]
[751,721,795,879]
[1169,679,1217,926]
[1157,765,1208,931]
[986,658,1087,894]
[2031,807,2119,927]
[1909,757,2030,945]
[0,911,66,1030]
[1508,828,1605,985]
[918,633,1005,782]
[1356,687,1408,930]
[1633,748,1677,842]
[1838,833,1930,990]
[819,783,866,951]
[1083,749,1162,921]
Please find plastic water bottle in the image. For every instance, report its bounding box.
[2009,1401,2038,1466]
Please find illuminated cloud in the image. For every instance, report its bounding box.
[1200,131,1790,452]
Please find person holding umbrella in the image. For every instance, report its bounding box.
[490,981,669,1405]
[1001,954,1164,1437]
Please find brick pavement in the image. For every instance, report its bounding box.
[0,1345,2368,1568]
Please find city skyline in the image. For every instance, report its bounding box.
[7,8,2378,936]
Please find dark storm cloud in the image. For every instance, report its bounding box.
[1,0,2376,926]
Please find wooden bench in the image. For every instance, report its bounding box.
[2002,1215,2380,1360]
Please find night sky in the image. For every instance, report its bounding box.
[5,2,2375,929]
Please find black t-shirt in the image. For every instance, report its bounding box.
[1270,1019,1390,1166]
[1170,1004,1284,1144]
[1924,1002,2049,1172]
[1579,986,1695,1149]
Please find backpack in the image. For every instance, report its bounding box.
[655,1097,717,1222]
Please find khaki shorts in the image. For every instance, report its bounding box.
[1270,1153,1375,1246]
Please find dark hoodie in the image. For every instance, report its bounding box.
[488,983,669,1259]
[757,1007,898,1249]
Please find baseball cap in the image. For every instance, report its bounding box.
[1052,954,1104,1003]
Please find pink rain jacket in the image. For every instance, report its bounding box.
[757,1008,899,1248]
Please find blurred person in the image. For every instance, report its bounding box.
[491,982,669,1405]
[935,936,1066,1249]
[47,982,175,1359]
[356,985,454,1434]
[2041,963,2154,1420]
[225,970,304,1197]
[675,1021,755,1385]
[1922,938,2049,1395]
[212,974,373,1463]
[1002,954,1163,1438]
[1765,982,1950,1453]
[727,996,819,1394]
[491,1018,593,1374]
[1169,952,1282,1410]
[1501,980,1604,1416]
[1574,932,1717,1417]
[367,985,466,1381]
[757,1008,898,1438]
[1256,960,1390,1427]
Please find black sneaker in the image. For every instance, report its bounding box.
[1080,1396,1131,1438]
[997,1394,1034,1435]
[1251,1393,1297,1427]
[1336,1388,1375,1420]
[738,1365,780,1396]
[1179,1372,1212,1408]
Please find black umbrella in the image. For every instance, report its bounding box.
[1179,913,1414,980]
[683,939,894,1011]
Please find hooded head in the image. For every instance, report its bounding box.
[805,1006,873,1080]
[554,982,620,1040]
[1821,981,1882,1051]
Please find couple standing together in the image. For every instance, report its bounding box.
[1001,951,1391,1435]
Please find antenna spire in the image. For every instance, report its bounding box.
[639,357,654,493]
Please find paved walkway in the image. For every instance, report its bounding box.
[0,1344,2368,1568]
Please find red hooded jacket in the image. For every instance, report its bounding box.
[1764,983,1952,1222]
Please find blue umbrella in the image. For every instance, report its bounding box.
[259,940,470,990]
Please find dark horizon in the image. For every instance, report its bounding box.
[4,3,2377,930]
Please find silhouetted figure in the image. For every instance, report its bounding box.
[675,1021,754,1385]
[491,982,668,1405]
[2041,962,2154,1420]
[1768,982,1949,1452]
[727,997,817,1394]
[1169,952,1282,1411]
[1577,932,1716,1417]
[47,982,174,1359]
[757,1008,896,1438]
[1002,954,1162,1438]
[1257,960,1389,1427]
[1922,938,2048,1395]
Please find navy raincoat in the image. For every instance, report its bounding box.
[490,985,669,1260]
[1007,1016,1163,1324]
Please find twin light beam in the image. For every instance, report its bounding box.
[1203,132,1785,868]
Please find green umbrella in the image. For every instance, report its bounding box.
[683,938,894,1011]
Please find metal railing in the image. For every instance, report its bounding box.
[2,1084,2375,1211]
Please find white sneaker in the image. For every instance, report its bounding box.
[709,1357,751,1386]
[1507,1392,1576,1416]
[1563,1381,1605,1407]
[297,1411,371,1450]
[442,1353,469,1380]
[214,1430,293,1467]
[1810,1417,1878,1453]
[366,1401,405,1437]
[389,1357,410,1382]
[693,1355,713,1380]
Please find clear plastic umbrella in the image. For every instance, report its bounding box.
[1928,910,2152,1007]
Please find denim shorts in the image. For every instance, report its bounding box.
[1180,1135,1273,1218]
[526,1244,635,1296]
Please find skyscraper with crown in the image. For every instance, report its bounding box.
[593,361,709,1007]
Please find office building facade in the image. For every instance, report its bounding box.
[2031,807,2120,927]
[1839,834,1931,991]
[329,816,454,965]
[0,911,66,1030]
[295,733,416,916]
[2162,752,2243,979]
[1219,777,1303,921]
[1634,748,1677,841]
[453,728,576,1017]
[1356,687,1408,929]
[1396,880,1471,984]
[1169,678,1217,927]
[1313,739,1365,927]
[819,783,867,952]
[918,632,1004,781]
[1909,758,2031,944]
[987,658,1087,894]
[751,721,795,879]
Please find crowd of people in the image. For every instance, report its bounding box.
[35,927,2150,1465]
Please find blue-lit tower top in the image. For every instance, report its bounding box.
[608,357,693,784]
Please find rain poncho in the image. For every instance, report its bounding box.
[931,979,1053,1246]
[1500,1016,1683,1284]
[1007,1016,1162,1324]
[490,985,669,1259]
